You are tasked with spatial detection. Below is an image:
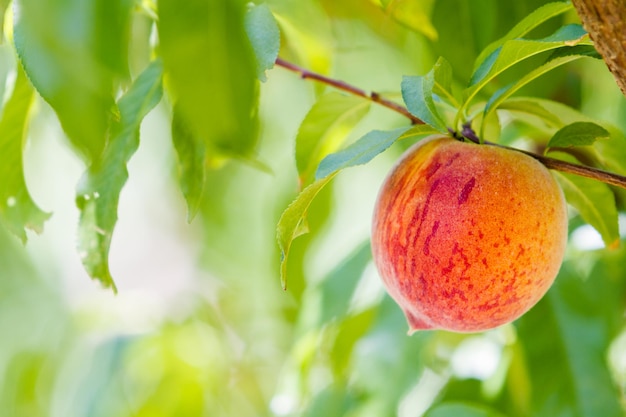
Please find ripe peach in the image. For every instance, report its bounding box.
[371,135,568,333]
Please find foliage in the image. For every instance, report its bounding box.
[0,0,625,416]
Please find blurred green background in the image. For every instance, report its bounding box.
[2,0,626,416]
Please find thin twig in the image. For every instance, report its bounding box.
[460,123,626,189]
[275,58,424,125]
[511,148,626,189]
[275,58,626,191]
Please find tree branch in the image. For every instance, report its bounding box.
[275,58,626,191]
[524,152,626,189]
[275,58,424,125]
[572,0,626,96]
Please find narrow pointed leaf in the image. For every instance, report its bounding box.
[277,175,335,289]
[296,93,370,187]
[14,0,133,161]
[159,0,259,159]
[76,60,163,291]
[471,24,589,87]
[464,24,590,113]
[315,125,439,180]
[0,66,50,242]
[245,3,280,82]
[482,45,599,133]
[172,106,206,222]
[547,122,609,150]
[473,2,574,73]
[402,58,450,132]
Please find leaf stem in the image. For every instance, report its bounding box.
[275,58,424,125]
[274,58,626,191]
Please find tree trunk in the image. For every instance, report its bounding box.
[572,0,626,96]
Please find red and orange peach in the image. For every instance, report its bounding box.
[372,135,568,333]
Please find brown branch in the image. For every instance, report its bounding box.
[275,58,424,125]
[572,0,626,97]
[275,58,626,191]
[525,152,626,189]
[458,124,626,189]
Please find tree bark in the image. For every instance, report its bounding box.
[572,0,626,96]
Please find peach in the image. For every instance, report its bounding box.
[371,135,568,333]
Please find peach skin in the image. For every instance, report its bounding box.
[372,136,568,333]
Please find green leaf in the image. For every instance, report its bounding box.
[315,127,404,180]
[171,107,206,222]
[473,1,574,73]
[0,0,10,44]
[296,93,370,187]
[425,402,508,417]
[516,261,624,417]
[552,165,619,248]
[0,66,50,242]
[499,97,626,176]
[245,3,280,82]
[76,60,163,292]
[432,57,458,107]
[497,98,563,128]
[158,0,259,160]
[482,45,599,131]
[318,242,372,324]
[270,2,332,83]
[402,58,451,132]
[14,0,133,162]
[315,125,441,180]
[330,308,376,377]
[382,0,438,41]
[471,24,589,87]
[593,132,626,178]
[547,122,610,149]
[277,175,335,289]
[464,24,590,115]
[302,384,356,417]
